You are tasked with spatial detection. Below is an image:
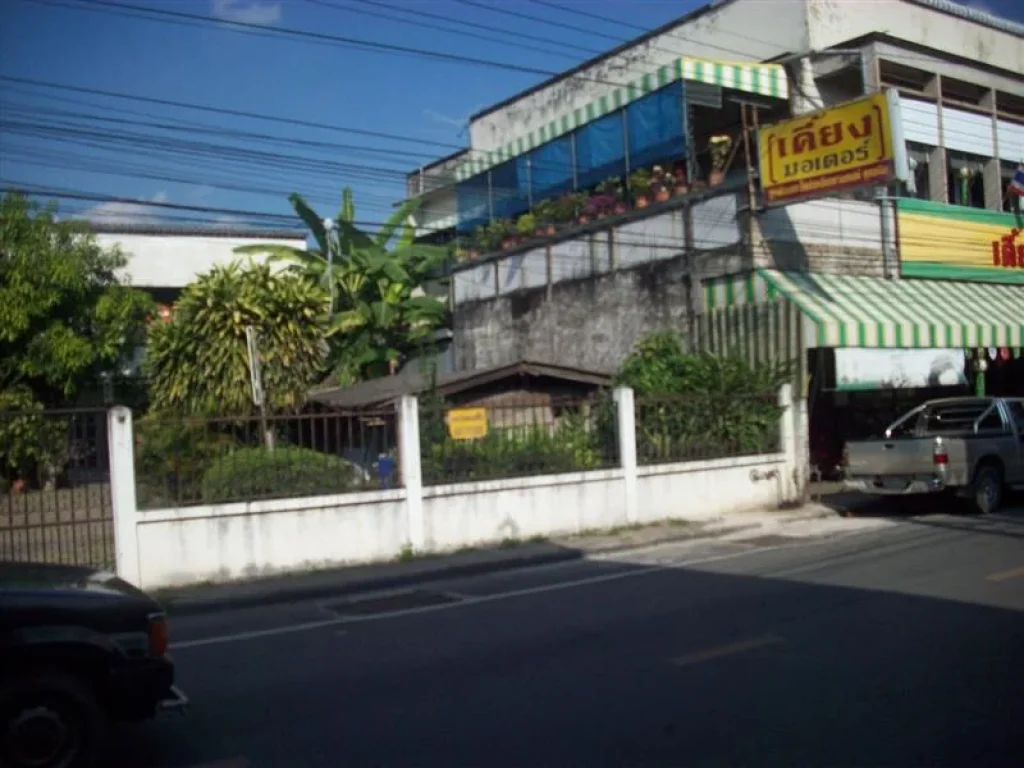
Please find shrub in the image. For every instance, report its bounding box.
[134,415,237,507]
[422,411,606,484]
[200,446,360,503]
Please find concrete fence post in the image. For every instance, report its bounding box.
[777,383,799,503]
[614,387,638,525]
[107,406,141,587]
[396,395,425,551]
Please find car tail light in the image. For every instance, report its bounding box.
[148,614,169,657]
[933,439,948,467]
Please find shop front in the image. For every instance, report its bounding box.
[703,266,1023,476]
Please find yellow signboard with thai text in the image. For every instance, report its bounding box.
[447,408,489,440]
[897,199,1024,284]
[757,91,905,206]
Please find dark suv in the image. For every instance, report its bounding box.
[0,562,187,768]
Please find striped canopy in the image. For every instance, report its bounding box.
[705,269,1024,350]
[454,57,788,182]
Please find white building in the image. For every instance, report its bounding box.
[92,225,308,302]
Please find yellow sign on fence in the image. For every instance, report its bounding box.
[447,408,488,440]
[757,90,904,206]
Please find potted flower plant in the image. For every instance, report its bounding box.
[629,168,652,208]
[584,192,617,219]
[651,165,671,203]
[709,135,732,186]
[533,199,558,236]
[597,176,627,214]
[553,193,581,226]
[516,212,537,240]
[669,162,689,196]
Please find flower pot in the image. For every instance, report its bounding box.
[635,196,650,209]
[655,187,671,203]
[544,225,557,236]
[673,184,689,196]
[502,237,518,250]
[11,478,26,495]
[468,249,481,261]
[709,170,725,186]
[577,215,590,225]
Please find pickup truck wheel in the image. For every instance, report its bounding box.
[0,673,102,768]
[972,465,1003,515]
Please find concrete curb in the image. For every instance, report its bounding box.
[160,508,838,616]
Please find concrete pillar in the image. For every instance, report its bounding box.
[396,395,425,551]
[107,407,141,587]
[778,383,808,503]
[613,387,638,525]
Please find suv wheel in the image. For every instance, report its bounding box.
[0,673,102,768]
[972,465,1003,515]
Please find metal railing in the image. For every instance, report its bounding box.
[635,393,782,466]
[418,393,618,485]
[1,408,114,569]
[134,407,399,509]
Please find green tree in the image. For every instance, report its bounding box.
[0,193,153,480]
[236,189,451,384]
[144,261,328,416]
[616,332,792,460]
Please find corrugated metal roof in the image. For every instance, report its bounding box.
[308,360,614,409]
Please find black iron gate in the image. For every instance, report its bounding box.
[1,408,116,570]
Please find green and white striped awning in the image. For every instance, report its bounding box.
[454,57,788,182]
[705,269,1024,350]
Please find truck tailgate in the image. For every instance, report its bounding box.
[845,439,935,477]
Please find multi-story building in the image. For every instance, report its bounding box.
[405,0,1024,479]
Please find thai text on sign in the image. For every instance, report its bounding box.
[447,407,488,440]
[757,91,903,206]
[993,229,1023,269]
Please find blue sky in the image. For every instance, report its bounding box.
[0,0,1020,231]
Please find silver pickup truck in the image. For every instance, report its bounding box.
[843,397,1024,513]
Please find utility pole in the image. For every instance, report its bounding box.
[246,325,273,450]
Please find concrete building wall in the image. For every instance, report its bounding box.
[806,0,1023,77]
[96,231,307,290]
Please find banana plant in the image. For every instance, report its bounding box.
[236,188,452,383]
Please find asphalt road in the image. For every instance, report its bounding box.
[111,507,1024,768]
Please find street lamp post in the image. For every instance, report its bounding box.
[322,217,337,316]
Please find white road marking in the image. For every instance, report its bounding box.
[170,540,825,651]
[172,620,350,649]
[671,634,784,667]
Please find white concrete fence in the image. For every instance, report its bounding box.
[108,386,806,590]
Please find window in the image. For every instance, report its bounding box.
[1006,401,1024,433]
[1002,163,1022,214]
[490,157,530,221]
[923,402,989,433]
[901,144,931,200]
[977,408,1007,434]
[946,152,985,209]
[455,174,491,233]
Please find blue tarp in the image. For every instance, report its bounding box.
[529,136,574,199]
[490,157,530,221]
[574,111,626,190]
[626,82,686,170]
[455,173,490,233]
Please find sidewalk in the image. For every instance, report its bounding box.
[156,505,837,615]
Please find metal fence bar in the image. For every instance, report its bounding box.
[419,392,619,486]
[133,406,401,509]
[1,408,114,569]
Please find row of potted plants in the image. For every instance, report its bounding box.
[457,147,731,259]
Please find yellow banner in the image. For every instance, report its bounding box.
[447,407,488,440]
[757,91,897,205]
[896,199,1024,283]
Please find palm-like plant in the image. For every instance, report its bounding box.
[236,189,452,384]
